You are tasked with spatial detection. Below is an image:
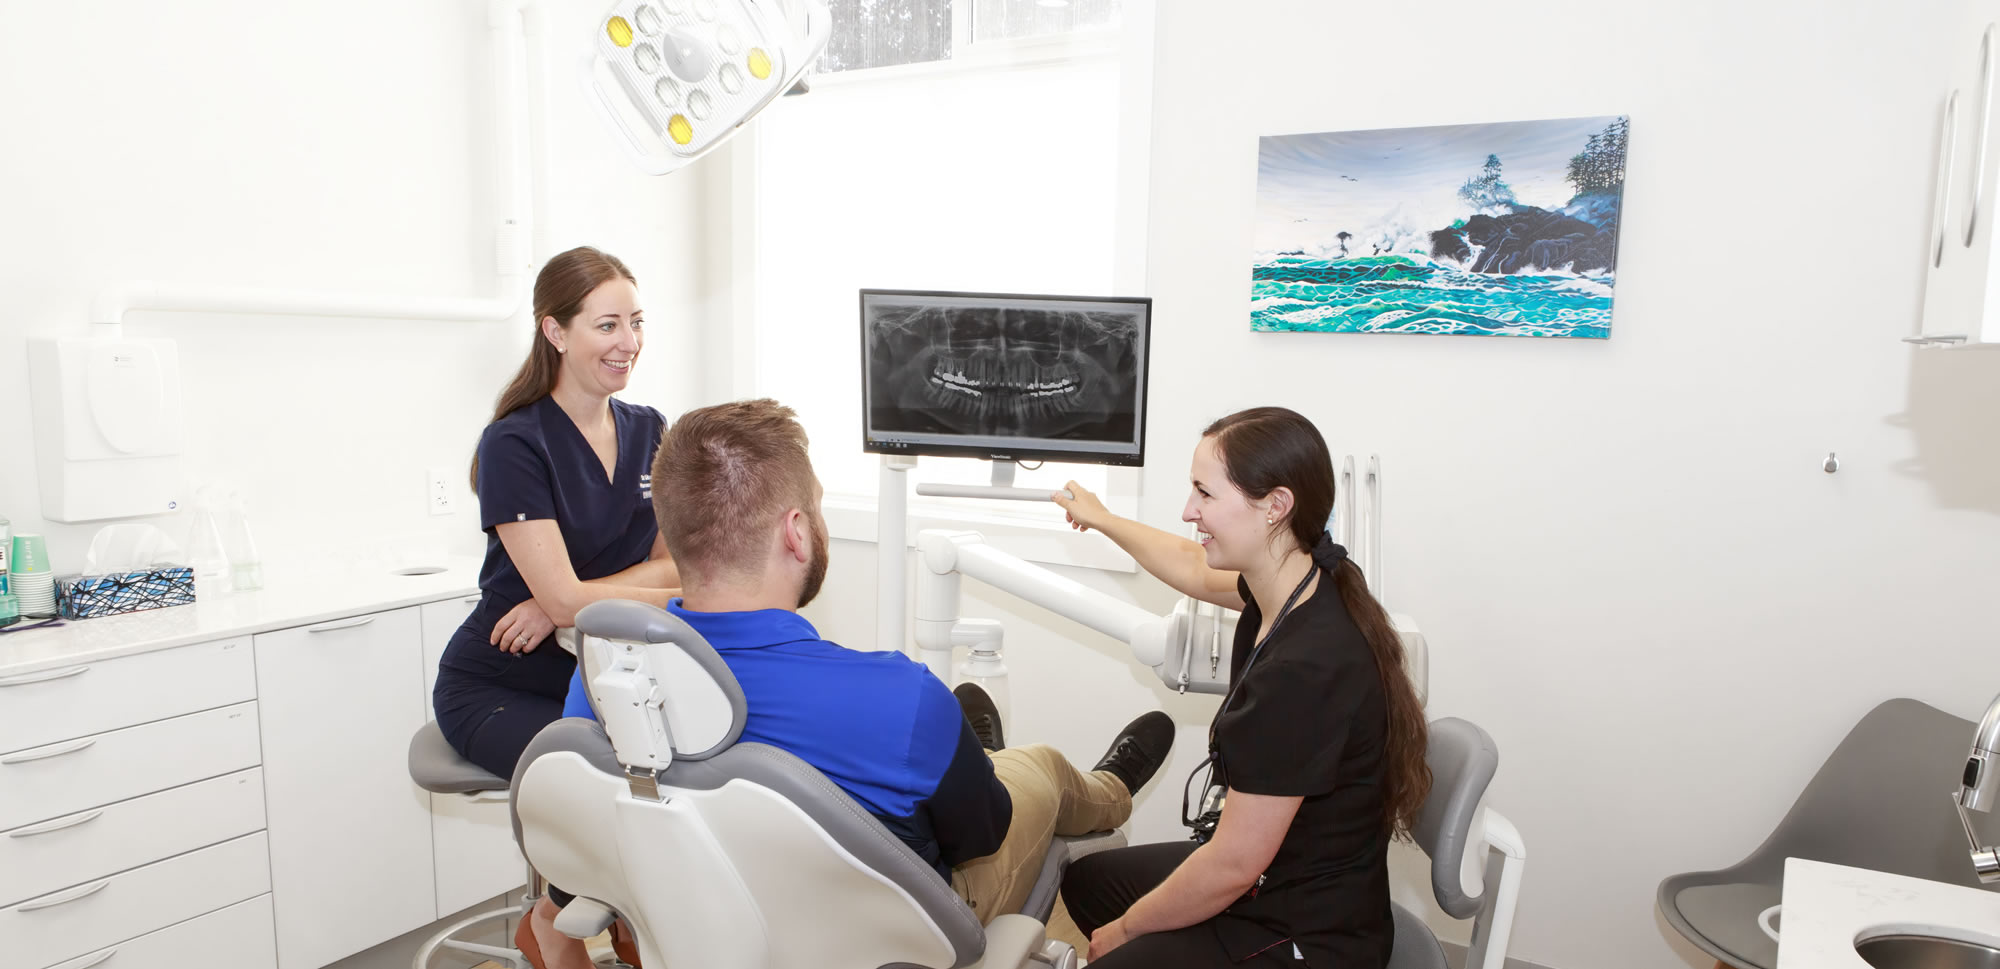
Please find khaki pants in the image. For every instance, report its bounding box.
[948,744,1132,924]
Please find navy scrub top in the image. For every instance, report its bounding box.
[435,395,667,705]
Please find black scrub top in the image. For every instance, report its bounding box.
[1209,572,1392,969]
[435,396,667,703]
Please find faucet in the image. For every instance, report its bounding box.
[1956,691,2000,883]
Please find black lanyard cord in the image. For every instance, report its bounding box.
[1183,561,1320,837]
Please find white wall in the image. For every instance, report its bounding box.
[1137,2,2000,967]
[803,4,2000,969]
[0,0,725,574]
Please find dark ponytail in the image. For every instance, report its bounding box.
[1204,407,1432,840]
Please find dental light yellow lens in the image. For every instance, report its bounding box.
[606,16,634,47]
[747,47,772,80]
[668,114,693,145]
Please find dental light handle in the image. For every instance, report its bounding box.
[916,485,1073,502]
[915,459,1072,502]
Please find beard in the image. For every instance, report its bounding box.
[797,511,830,609]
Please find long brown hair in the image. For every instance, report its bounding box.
[469,246,637,488]
[1204,406,1431,840]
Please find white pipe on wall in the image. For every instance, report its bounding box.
[87,0,544,338]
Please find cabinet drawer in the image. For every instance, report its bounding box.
[0,702,261,832]
[49,893,276,969]
[0,638,255,755]
[0,767,266,907]
[432,790,526,916]
[5,832,269,969]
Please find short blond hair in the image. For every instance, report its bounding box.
[652,399,816,581]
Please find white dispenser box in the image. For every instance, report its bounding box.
[28,336,184,522]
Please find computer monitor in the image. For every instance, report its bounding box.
[860,289,1152,467]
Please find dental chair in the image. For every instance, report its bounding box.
[509,599,1119,969]
[1390,717,1526,969]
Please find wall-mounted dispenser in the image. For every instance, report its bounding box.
[27,337,184,522]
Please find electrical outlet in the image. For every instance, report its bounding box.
[427,468,455,516]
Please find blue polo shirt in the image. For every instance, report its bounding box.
[562,600,1011,877]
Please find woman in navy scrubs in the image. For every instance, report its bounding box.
[432,245,678,969]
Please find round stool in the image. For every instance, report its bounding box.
[407,721,543,969]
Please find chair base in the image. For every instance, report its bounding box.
[413,905,536,969]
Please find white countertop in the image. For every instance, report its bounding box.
[1778,857,2000,969]
[0,555,483,677]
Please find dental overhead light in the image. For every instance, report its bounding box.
[585,0,830,175]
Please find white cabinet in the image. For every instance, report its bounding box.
[417,595,527,917]
[255,608,437,969]
[1920,12,2000,347]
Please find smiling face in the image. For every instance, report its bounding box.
[1182,435,1279,573]
[545,277,643,395]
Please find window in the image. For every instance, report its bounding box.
[749,55,1125,522]
[815,0,1121,73]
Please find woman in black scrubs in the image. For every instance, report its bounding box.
[1051,406,1430,969]
[432,245,678,969]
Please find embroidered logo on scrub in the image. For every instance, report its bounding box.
[639,473,652,500]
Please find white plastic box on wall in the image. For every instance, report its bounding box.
[27,336,185,522]
[1918,12,2000,348]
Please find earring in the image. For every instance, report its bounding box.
[1266,515,1274,524]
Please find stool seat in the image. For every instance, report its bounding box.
[409,721,509,795]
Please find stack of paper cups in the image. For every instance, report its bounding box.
[11,534,55,618]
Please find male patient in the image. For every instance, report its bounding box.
[550,398,1173,960]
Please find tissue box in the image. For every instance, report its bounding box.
[56,567,197,620]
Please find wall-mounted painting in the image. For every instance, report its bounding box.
[1251,115,1628,338]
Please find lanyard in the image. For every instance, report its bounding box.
[1183,562,1320,837]
[1207,563,1320,750]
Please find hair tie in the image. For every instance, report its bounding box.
[1312,531,1348,572]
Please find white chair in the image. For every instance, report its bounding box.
[510,599,1115,969]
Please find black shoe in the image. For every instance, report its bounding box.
[1094,711,1175,795]
[954,682,1006,752]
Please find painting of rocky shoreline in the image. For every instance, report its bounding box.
[1251,115,1629,338]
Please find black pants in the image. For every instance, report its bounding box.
[1063,842,1299,967]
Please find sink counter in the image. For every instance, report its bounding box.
[0,555,482,677]
[1778,857,2000,969]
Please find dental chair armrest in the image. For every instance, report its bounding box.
[966,913,1045,969]
[552,896,617,940]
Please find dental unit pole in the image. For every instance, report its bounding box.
[87,0,548,341]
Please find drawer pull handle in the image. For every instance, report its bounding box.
[307,616,377,634]
[470,789,513,803]
[8,809,104,838]
[66,949,119,969]
[0,738,97,765]
[15,879,109,912]
[0,665,90,688]
[463,595,484,604]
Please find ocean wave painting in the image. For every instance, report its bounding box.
[1251,116,1629,339]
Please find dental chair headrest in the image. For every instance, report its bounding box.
[573,598,747,763]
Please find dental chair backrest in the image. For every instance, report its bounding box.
[509,599,987,969]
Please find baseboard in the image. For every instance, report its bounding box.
[1441,940,1561,969]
